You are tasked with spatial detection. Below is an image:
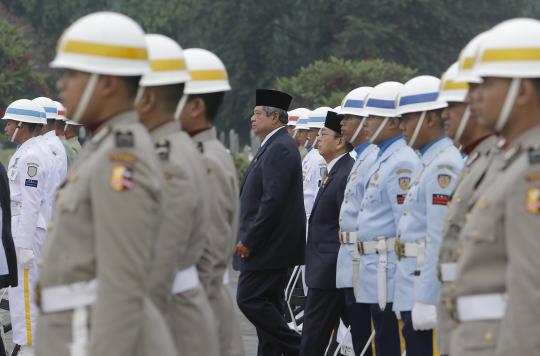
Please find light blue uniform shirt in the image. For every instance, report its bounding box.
[393,137,464,311]
[356,136,421,303]
[336,142,379,288]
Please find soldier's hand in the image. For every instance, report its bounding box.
[18,248,35,268]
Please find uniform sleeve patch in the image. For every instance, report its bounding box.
[437,174,451,189]
[398,177,411,190]
[110,165,135,191]
[397,194,406,205]
[155,139,170,161]
[25,179,38,188]
[526,188,540,214]
[433,194,449,205]
[27,164,38,177]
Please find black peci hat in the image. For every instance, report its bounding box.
[255,89,293,111]
[324,111,343,134]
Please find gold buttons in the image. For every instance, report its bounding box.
[484,332,493,342]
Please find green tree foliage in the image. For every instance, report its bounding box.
[276,58,417,109]
[3,0,540,143]
[0,16,48,110]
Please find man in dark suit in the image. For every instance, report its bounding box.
[0,161,17,290]
[235,89,306,356]
[300,111,354,356]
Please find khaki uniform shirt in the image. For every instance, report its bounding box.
[35,111,176,356]
[436,135,498,354]
[192,127,244,356]
[451,126,540,355]
[148,121,218,356]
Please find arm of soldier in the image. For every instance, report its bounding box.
[386,164,415,225]
[149,160,193,312]
[414,167,459,304]
[16,154,45,249]
[496,167,540,355]
[89,149,162,354]
[241,142,294,252]
[303,161,321,219]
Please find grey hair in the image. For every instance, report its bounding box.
[262,106,288,125]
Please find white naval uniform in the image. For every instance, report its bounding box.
[7,137,49,347]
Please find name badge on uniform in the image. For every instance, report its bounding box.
[25,179,38,188]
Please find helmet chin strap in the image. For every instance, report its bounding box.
[495,78,521,132]
[173,94,189,129]
[292,130,297,139]
[71,73,99,124]
[408,111,427,148]
[10,122,22,143]
[369,117,389,143]
[349,117,367,144]
[454,106,471,144]
[134,86,145,107]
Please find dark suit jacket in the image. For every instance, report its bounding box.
[0,162,17,288]
[235,127,306,271]
[305,153,353,289]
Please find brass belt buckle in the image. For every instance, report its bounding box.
[356,241,364,255]
[394,240,403,260]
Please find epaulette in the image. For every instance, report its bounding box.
[501,143,522,170]
[91,126,112,145]
[528,144,540,165]
[115,129,134,148]
[155,139,170,161]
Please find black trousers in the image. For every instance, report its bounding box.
[401,311,435,356]
[300,288,345,356]
[237,269,301,356]
[364,303,402,356]
[342,288,373,356]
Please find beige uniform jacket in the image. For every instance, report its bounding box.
[494,126,540,355]
[148,121,218,356]
[35,111,176,356]
[436,135,498,354]
[192,127,244,356]
[451,126,540,355]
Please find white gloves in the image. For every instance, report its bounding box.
[412,302,437,331]
[18,248,35,268]
[395,310,402,320]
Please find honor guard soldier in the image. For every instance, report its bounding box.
[235,89,305,355]
[302,107,329,221]
[35,12,176,356]
[356,81,420,355]
[180,47,245,356]
[287,108,309,136]
[301,111,354,355]
[392,75,463,355]
[55,101,82,167]
[3,99,48,356]
[452,18,540,356]
[136,35,219,356]
[436,57,496,355]
[294,113,310,159]
[335,86,378,355]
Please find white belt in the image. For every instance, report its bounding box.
[357,237,396,255]
[357,236,394,310]
[399,241,423,257]
[440,262,457,282]
[457,293,507,322]
[11,201,21,216]
[171,265,200,294]
[41,279,97,313]
[339,231,358,244]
